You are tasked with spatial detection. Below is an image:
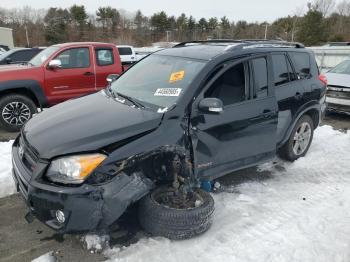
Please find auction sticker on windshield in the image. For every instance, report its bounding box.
[169,70,185,83]
[154,88,182,96]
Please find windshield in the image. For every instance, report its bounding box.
[110,54,205,110]
[329,60,350,75]
[29,46,59,66]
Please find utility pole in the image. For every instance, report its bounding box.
[264,23,269,40]
[25,24,30,47]
[166,30,171,42]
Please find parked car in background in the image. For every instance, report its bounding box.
[0,45,10,52]
[12,40,326,240]
[325,59,350,114]
[0,47,44,65]
[117,45,137,65]
[134,46,164,60]
[0,42,123,131]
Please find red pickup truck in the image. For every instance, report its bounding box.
[0,42,123,131]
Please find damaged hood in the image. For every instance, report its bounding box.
[23,91,162,159]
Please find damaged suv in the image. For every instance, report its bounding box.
[12,40,326,240]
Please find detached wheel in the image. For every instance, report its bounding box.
[138,186,214,240]
[278,115,314,161]
[0,94,37,132]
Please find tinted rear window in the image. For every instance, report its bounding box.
[10,50,39,62]
[290,52,311,79]
[272,54,289,86]
[118,47,132,55]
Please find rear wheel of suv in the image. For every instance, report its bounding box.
[138,186,214,240]
[0,94,37,132]
[278,115,314,161]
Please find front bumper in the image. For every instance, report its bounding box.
[11,138,153,233]
[326,97,350,115]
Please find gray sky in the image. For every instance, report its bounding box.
[0,0,338,22]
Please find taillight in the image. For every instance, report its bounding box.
[319,74,327,87]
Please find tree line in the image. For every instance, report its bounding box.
[0,0,349,48]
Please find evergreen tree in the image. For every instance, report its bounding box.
[296,8,326,46]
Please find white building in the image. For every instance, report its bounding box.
[0,27,14,49]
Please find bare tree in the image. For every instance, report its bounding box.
[312,0,336,17]
[337,0,350,16]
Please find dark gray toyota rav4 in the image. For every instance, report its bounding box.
[12,40,327,240]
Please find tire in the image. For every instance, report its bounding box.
[0,94,37,132]
[278,115,314,161]
[138,186,215,240]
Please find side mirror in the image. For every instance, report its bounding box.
[198,98,224,113]
[5,57,12,64]
[48,59,62,69]
[106,74,120,83]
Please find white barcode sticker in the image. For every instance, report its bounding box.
[154,88,182,96]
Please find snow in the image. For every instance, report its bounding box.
[83,234,110,253]
[0,140,15,198]
[31,251,55,262]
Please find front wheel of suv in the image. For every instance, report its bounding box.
[0,94,37,132]
[138,186,214,240]
[278,115,314,161]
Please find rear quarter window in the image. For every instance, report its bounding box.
[290,52,312,79]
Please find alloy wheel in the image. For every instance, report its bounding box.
[292,122,312,156]
[2,101,31,126]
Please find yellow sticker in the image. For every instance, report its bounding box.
[169,70,185,83]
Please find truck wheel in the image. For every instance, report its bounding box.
[138,186,214,240]
[0,94,37,132]
[278,115,314,161]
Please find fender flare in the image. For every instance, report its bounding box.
[0,80,48,108]
[278,104,321,148]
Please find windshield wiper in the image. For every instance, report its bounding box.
[115,92,145,108]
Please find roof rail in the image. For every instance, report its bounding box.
[173,39,305,49]
[173,39,244,47]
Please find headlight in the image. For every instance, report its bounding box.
[47,154,107,184]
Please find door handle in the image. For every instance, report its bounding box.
[84,72,94,76]
[294,92,303,100]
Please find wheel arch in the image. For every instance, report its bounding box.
[278,105,320,149]
[0,80,48,108]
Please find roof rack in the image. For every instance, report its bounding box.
[173,39,305,49]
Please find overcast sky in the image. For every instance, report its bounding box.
[0,0,341,22]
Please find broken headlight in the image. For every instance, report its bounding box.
[46,154,107,184]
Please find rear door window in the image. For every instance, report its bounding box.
[118,47,132,55]
[290,52,312,79]
[272,54,290,86]
[96,49,114,66]
[252,57,268,98]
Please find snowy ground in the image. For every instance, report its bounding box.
[0,140,15,198]
[0,125,349,262]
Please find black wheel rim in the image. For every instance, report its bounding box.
[2,102,31,126]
